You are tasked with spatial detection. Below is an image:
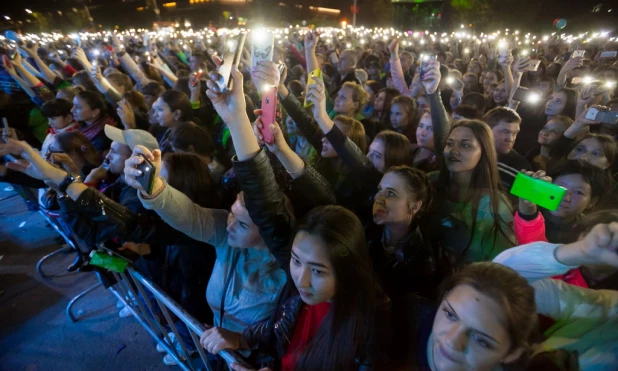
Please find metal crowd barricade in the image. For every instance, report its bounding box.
[109,264,252,371]
[36,208,104,322]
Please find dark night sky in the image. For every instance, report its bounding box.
[0,0,614,16]
[1,0,617,29]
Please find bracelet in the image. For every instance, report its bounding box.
[141,176,167,199]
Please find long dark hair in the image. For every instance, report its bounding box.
[160,90,193,122]
[373,130,413,171]
[554,88,578,119]
[294,206,377,371]
[162,152,218,208]
[436,120,515,256]
[54,131,102,175]
[370,87,401,127]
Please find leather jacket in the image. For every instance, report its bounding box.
[234,150,334,270]
[366,223,451,302]
[241,287,390,371]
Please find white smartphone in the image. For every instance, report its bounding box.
[523,59,542,72]
[572,50,585,58]
[251,30,274,68]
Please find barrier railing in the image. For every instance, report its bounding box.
[35,205,250,369]
[109,263,252,371]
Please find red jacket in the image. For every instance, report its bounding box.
[514,212,588,288]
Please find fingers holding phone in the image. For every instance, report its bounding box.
[124,145,162,195]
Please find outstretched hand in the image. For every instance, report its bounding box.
[421,60,441,95]
[252,114,289,154]
[305,77,328,121]
[124,145,163,195]
[0,139,66,182]
[205,56,247,125]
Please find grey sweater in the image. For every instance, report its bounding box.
[138,185,287,333]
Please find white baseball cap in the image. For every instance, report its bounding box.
[104,125,159,152]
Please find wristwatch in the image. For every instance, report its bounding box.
[58,172,82,194]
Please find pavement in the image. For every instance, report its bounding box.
[0,183,169,371]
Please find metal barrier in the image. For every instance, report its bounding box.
[109,264,252,371]
[34,205,251,369]
[36,208,104,322]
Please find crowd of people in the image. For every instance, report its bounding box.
[1,23,618,370]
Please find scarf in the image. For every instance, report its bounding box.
[80,115,116,142]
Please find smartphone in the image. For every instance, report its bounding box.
[215,33,246,93]
[136,154,156,195]
[510,173,567,212]
[600,51,618,59]
[571,77,585,85]
[511,86,530,102]
[522,59,541,72]
[191,69,203,87]
[260,87,277,144]
[303,68,323,108]
[585,107,618,124]
[251,30,274,68]
[419,55,436,81]
[572,50,585,58]
[448,78,464,91]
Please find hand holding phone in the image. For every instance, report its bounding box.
[304,68,323,108]
[510,172,566,212]
[214,33,246,93]
[260,86,277,144]
[419,55,436,81]
[136,154,157,195]
[585,106,618,124]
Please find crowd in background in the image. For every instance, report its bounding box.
[1,24,618,370]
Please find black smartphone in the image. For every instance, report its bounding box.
[215,33,246,92]
[136,154,156,195]
[511,86,530,102]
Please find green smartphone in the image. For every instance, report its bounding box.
[303,68,324,108]
[510,173,567,212]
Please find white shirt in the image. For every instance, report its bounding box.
[494,243,618,370]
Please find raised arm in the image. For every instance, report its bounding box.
[422,60,450,159]
[306,77,382,186]
[494,222,618,319]
[388,39,412,97]
[22,44,59,85]
[207,62,293,268]
[304,31,320,74]
[112,36,150,88]
[556,57,583,89]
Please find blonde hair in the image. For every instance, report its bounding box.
[342,82,370,114]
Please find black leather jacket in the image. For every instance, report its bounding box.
[366,223,451,302]
[241,287,390,371]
